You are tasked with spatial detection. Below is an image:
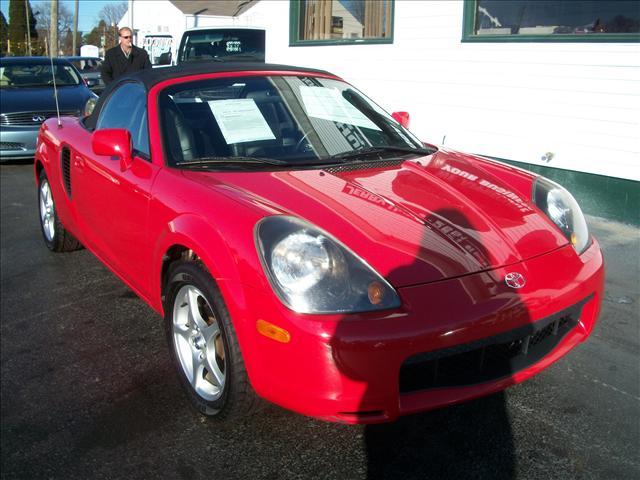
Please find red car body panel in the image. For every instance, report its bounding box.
[34,69,604,424]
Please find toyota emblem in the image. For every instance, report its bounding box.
[32,115,46,123]
[505,272,526,289]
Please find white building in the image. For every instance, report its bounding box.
[122,0,640,190]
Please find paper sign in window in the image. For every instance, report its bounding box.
[299,86,380,131]
[207,99,275,144]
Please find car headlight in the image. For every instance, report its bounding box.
[533,176,589,254]
[84,94,98,116]
[256,216,401,314]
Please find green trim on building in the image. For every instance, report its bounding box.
[461,0,640,43]
[490,157,640,226]
[289,0,395,47]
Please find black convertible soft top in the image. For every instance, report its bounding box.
[85,62,334,130]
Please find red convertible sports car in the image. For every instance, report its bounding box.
[34,63,604,424]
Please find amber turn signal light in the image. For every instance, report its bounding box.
[256,320,291,343]
[570,232,578,245]
[368,281,385,305]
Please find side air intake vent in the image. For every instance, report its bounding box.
[61,147,72,198]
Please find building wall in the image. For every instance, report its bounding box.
[239,0,639,182]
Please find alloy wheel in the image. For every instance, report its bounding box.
[172,285,226,401]
[39,179,55,242]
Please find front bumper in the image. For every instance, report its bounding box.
[0,126,39,160]
[226,240,604,424]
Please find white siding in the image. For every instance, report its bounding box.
[239,0,640,181]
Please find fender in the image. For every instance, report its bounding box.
[150,213,251,314]
[465,152,536,201]
[34,132,81,243]
[150,213,269,389]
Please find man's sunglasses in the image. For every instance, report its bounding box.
[120,35,131,39]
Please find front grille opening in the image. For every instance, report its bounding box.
[399,300,588,394]
[61,147,72,198]
[0,111,79,126]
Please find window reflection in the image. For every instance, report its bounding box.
[475,0,640,35]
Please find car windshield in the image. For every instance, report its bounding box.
[68,58,102,73]
[0,63,81,88]
[179,29,265,63]
[159,75,427,168]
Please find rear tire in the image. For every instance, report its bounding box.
[164,260,261,419]
[37,170,82,252]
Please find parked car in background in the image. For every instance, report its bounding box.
[33,62,603,424]
[143,34,174,67]
[0,57,97,162]
[177,26,265,64]
[62,56,105,93]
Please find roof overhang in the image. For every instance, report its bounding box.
[169,1,259,17]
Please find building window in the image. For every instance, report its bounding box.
[462,0,640,42]
[290,0,394,46]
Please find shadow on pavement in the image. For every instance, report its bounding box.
[365,392,515,479]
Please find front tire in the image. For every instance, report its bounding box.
[164,260,260,419]
[38,170,82,252]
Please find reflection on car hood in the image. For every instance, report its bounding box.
[187,149,567,287]
[0,85,91,114]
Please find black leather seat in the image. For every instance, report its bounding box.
[162,99,197,164]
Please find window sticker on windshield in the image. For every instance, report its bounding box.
[299,86,380,131]
[208,99,275,144]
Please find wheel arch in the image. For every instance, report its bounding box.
[152,213,246,315]
[34,159,45,186]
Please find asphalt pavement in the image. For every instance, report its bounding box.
[1,161,639,480]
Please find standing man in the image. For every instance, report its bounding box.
[101,27,152,85]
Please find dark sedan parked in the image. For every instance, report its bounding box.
[0,57,97,162]
[62,56,105,94]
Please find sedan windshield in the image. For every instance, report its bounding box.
[160,75,428,167]
[0,63,81,88]
[67,58,102,73]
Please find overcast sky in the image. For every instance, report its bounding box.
[0,0,124,32]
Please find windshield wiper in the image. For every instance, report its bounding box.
[324,145,434,162]
[175,156,289,168]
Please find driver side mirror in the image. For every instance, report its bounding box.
[391,111,410,129]
[91,128,133,171]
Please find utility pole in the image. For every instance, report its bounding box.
[50,0,58,57]
[25,0,32,56]
[73,0,79,55]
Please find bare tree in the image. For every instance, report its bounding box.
[34,1,72,41]
[99,2,127,28]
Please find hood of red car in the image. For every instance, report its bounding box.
[188,149,567,287]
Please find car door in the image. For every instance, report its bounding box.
[73,82,160,298]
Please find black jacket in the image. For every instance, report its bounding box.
[101,44,152,85]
